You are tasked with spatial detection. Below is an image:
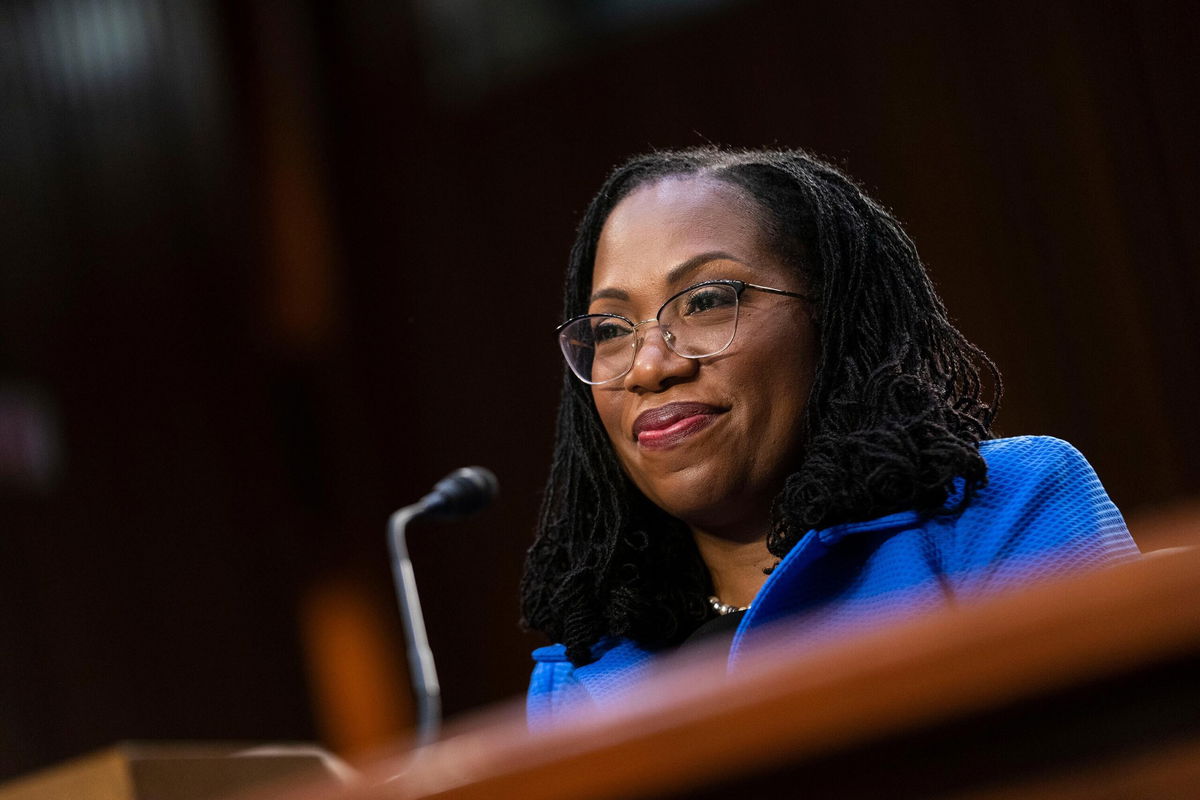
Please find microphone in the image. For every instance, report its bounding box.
[387,466,499,746]
[417,466,499,519]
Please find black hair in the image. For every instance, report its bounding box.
[520,147,1001,666]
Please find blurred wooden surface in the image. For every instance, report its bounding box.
[250,541,1200,800]
[0,744,343,800]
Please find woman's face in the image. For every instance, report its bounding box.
[589,176,817,540]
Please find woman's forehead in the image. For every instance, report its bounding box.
[592,176,772,293]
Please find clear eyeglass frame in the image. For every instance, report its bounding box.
[556,279,809,385]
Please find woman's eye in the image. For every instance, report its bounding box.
[593,320,631,343]
[683,287,735,316]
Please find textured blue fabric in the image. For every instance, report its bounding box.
[526,436,1140,725]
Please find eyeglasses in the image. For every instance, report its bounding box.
[557,279,809,385]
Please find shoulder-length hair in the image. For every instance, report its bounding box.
[521,147,1001,666]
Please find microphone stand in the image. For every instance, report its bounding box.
[387,501,441,747]
[385,466,497,748]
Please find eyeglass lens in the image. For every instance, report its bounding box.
[559,283,741,384]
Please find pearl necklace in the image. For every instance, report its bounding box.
[707,595,750,615]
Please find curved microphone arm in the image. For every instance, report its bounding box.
[386,466,497,747]
[388,502,441,747]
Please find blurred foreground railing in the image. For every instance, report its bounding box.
[253,539,1200,800]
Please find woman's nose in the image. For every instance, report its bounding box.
[622,323,698,392]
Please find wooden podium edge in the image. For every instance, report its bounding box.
[289,547,1200,800]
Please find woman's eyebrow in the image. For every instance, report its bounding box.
[589,251,741,303]
[666,250,739,286]
[589,286,629,303]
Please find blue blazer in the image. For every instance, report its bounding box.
[527,436,1140,724]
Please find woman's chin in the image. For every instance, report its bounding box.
[642,477,753,533]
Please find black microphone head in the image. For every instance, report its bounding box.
[421,466,499,519]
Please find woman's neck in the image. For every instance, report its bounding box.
[691,528,776,609]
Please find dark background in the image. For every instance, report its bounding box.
[1,0,1197,780]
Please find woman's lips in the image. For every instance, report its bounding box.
[633,402,725,450]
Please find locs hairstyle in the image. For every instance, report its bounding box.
[521,147,1002,666]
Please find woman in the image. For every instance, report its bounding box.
[521,147,1138,721]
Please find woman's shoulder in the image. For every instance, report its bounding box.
[975,435,1114,499]
[527,637,658,726]
[530,637,627,664]
[978,434,1089,469]
[531,644,570,663]
[530,637,655,676]
[973,435,1124,511]
[971,434,1118,518]
[951,434,1138,583]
